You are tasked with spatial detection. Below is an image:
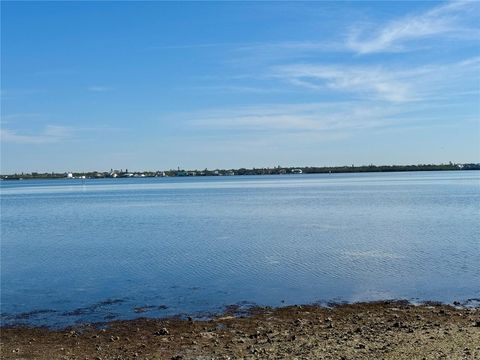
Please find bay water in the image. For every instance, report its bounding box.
[1,171,479,327]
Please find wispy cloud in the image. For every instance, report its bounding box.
[33,69,76,77]
[185,102,404,133]
[87,86,113,92]
[146,42,240,50]
[218,1,479,66]
[0,125,72,144]
[224,41,343,69]
[188,85,291,94]
[347,0,479,54]
[0,113,47,125]
[271,57,480,102]
[139,1,478,75]
[272,64,411,102]
[234,41,342,56]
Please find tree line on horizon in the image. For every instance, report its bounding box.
[1,163,479,180]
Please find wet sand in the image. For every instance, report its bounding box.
[1,301,479,359]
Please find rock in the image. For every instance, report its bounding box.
[249,330,261,338]
[200,332,215,339]
[154,328,170,336]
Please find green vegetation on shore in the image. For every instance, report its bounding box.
[1,163,479,180]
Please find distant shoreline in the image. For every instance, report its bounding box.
[2,163,479,181]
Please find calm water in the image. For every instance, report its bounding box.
[1,171,479,327]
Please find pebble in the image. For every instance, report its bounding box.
[154,328,170,336]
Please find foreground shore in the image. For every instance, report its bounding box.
[1,301,479,359]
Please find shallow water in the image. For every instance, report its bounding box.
[1,171,479,327]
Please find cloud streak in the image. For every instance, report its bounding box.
[271,57,480,103]
[218,0,479,67]
[1,125,72,144]
[186,102,405,134]
[272,64,411,102]
[347,0,479,54]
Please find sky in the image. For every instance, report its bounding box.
[1,1,479,173]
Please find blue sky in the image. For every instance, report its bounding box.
[1,1,479,173]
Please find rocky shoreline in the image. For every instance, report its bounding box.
[1,301,479,359]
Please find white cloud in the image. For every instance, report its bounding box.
[347,0,479,54]
[273,64,411,102]
[1,125,72,144]
[218,1,479,66]
[271,57,480,103]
